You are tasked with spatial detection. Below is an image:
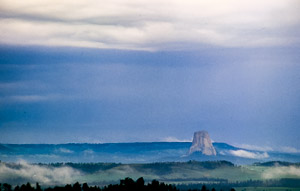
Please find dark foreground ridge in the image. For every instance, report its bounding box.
[2,177,300,191]
[0,178,235,191]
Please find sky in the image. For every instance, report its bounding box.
[0,0,300,151]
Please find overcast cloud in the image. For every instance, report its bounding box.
[0,0,299,50]
[0,1,300,148]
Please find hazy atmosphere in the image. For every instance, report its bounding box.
[0,0,300,153]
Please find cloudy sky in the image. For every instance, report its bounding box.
[0,0,300,151]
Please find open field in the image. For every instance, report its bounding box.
[76,163,262,184]
[70,161,300,185]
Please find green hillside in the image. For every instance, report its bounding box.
[1,160,300,186]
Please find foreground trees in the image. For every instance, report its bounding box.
[0,178,233,191]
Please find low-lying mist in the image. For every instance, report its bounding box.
[0,161,81,186]
[262,166,300,179]
[1,160,300,187]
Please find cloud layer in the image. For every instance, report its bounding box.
[228,150,269,159]
[162,137,192,142]
[237,144,300,153]
[262,166,300,179]
[0,0,299,50]
[0,161,81,185]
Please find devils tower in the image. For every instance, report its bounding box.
[188,131,216,155]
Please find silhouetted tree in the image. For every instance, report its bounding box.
[73,182,81,191]
[201,185,207,191]
[19,183,34,191]
[136,177,144,188]
[64,184,72,191]
[14,186,20,191]
[82,183,89,191]
[151,179,159,188]
[3,183,12,191]
[36,183,42,191]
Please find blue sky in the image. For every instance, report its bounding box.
[0,0,300,152]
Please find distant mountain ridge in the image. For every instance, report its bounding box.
[0,142,299,164]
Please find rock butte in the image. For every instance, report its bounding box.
[188,131,217,156]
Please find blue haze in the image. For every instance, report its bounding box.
[0,45,300,150]
[1,142,299,164]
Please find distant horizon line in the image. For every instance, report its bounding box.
[0,141,196,145]
[0,141,238,145]
[1,142,300,155]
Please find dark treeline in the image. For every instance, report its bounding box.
[177,178,300,190]
[253,161,300,167]
[32,160,235,174]
[1,178,300,191]
[0,177,235,191]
